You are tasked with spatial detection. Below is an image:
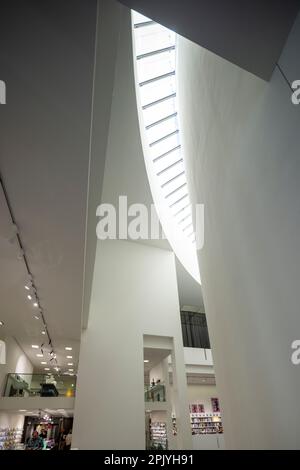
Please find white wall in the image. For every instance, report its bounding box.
[178,12,300,449]
[73,240,191,449]
[0,336,33,395]
[0,412,24,429]
[170,383,218,414]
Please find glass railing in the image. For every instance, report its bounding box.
[144,383,166,402]
[3,373,76,398]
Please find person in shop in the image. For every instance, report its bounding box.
[64,429,72,451]
[26,430,44,450]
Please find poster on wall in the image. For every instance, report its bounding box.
[211,397,220,412]
[190,404,204,413]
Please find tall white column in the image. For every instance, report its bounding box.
[72,240,191,449]
[177,14,300,449]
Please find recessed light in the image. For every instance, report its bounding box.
[66,355,72,359]
[27,295,32,300]
[44,368,50,371]
[36,354,43,358]
[31,345,39,349]
[33,302,38,308]
[19,409,27,412]
[144,360,149,363]
[65,347,72,351]
[0,321,4,327]
[41,362,47,365]
[25,286,30,291]
[67,363,73,366]
[68,369,74,372]
[41,331,46,335]
[34,315,40,320]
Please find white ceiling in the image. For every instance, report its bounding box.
[0,2,204,376]
[0,1,98,372]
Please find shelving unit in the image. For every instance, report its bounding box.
[190,412,223,435]
[0,427,23,450]
[150,422,167,449]
[172,412,223,436]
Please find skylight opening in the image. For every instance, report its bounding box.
[132,11,201,284]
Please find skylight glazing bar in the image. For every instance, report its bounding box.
[136,45,175,60]
[165,182,187,199]
[153,145,181,162]
[149,129,179,147]
[139,71,175,87]
[142,93,176,110]
[157,158,183,176]
[146,112,177,130]
[134,20,155,28]
[160,170,184,187]
[169,193,188,208]
[174,203,191,217]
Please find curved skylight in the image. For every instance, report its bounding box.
[132,11,201,284]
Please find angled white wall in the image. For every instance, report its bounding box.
[177,13,300,449]
[73,240,191,449]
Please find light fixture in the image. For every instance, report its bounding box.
[19,409,27,412]
[27,295,32,300]
[41,361,47,365]
[65,347,72,351]
[66,355,73,359]
[0,321,4,327]
[36,354,43,358]
[33,302,38,308]
[67,363,73,366]
[25,285,30,291]
[54,367,59,372]
[41,330,46,335]
[44,367,50,371]
[34,315,40,320]
[144,360,149,363]
[31,345,39,349]
[68,369,74,372]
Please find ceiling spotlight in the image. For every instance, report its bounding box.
[31,345,39,349]
[34,315,40,320]
[41,331,46,335]
[66,356,72,359]
[67,363,73,366]
[33,302,38,308]
[25,285,30,291]
[65,347,72,351]
[68,369,74,372]
[41,362,47,365]
[19,409,27,412]
[54,367,59,372]
[36,354,43,358]
[0,321,4,327]
[144,360,149,363]
[27,295,32,300]
[44,368,50,371]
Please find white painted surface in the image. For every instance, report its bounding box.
[192,434,225,450]
[0,397,74,411]
[73,240,191,450]
[0,412,24,430]
[178,12,300,449]
[0,336,33,395]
